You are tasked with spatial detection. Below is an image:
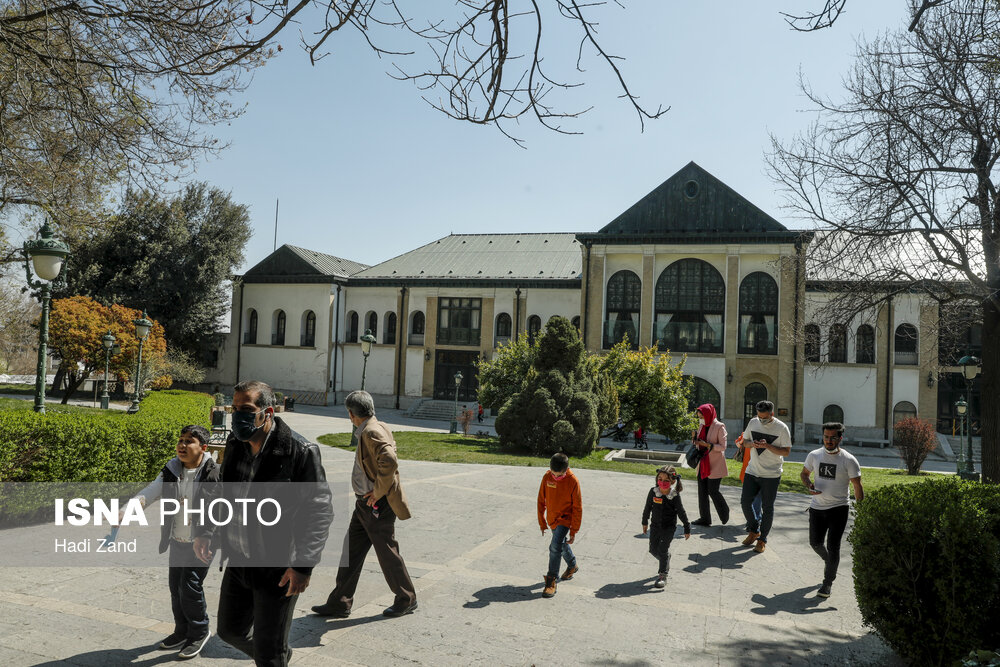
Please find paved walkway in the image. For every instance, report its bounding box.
[0,407,903,666]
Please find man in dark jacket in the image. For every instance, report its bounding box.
[194,380,333,667]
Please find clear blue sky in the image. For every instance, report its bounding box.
[193,1,906,273]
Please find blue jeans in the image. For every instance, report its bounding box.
[547,525,576,577]
[741,474,780,542]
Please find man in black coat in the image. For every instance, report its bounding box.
[194,380,333,667]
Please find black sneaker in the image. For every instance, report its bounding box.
[177,631,210,660]
[691,518,711,527]
[817,583,832,598]
[157,633,186,650]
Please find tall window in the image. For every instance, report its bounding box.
[244,309,258,344]
[384,312,397,344]
[822,404,844,424]
[366,311,378,338]
[347,311,359,343]
[527,315,542,343]
[686,376,721,413]
[301,311,316,347]
[895,323,918,365]
[893,400,917,424]
[738,272,778,355]
[856,324,875,364]
[571,316,581,332]
[437,297,482,345]
[829,324,847,363]
[272,310,286,346]
[653,259,724,353]
[604,270,641,349]
[804,323,820,362]
[409,311,425,345]
[495,312,512,347]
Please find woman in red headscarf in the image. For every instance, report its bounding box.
[691,403,730,527]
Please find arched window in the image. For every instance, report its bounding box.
[893,400,917,424]
[829,324,847,363]
[604,270,641,349]
[409,311,425,345]
[301,310,316,347]
[527,315,542,343]
[738,272,778,355]
[244,309,258,344]
[571,316,581,332]
[822,404,844,425]
[272,310,286,346]
[347,311,359,343]
[743,382,768,427]
[895,323,918,365]
[686,376,721,413]
[384,312,397,344]
[653,259,725,353]
[804,324,820,362]
[856,324,875,364]
[366,311,378,338]
[495,312,512,346]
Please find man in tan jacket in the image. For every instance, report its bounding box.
[312,390,417,618]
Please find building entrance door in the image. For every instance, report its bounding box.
[743,382,767,428]
[433,350,480,403]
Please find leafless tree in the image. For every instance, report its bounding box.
[781,0,949,31]
[0,280,39,374]
[769,1,1000,481]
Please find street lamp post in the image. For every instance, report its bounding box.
[127,311,153,414]
[22,221,70,414]
[350,329,378,448]
[450,371,463,434]
[100,330,116,409]
[954,397,968,475]
[957,355,981,481]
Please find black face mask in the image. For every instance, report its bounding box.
[231,409,267,441]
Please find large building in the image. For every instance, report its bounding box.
[205,162,981,445]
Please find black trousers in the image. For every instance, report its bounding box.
[697,476,730,525]
[324,497,415,612]
[217,565,298,667]
[647,524,675,575]
[809,505,850,586]
[167,540,210,642]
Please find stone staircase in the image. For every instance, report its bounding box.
[408,399,465,421]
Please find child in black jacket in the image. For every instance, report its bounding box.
[641,465,691,588]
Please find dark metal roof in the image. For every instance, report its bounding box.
[352,233,582,281]
[585,161,800,241]
[241,244,369,283]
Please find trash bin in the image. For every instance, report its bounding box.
[284,396,295,412]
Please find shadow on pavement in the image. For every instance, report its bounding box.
[712,628,904,666]
[594,577,661,599]
[683,545,756,574]
[749,585,836,616]
[463,582,543,608]
[32,637,240,666]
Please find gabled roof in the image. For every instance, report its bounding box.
[578,161,802,244]
[351,234,582,287]
[242,245,369,284]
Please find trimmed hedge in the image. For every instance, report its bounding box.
[0,390,213,483]
[850,478,1000,666]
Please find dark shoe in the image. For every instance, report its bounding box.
[157,633,186,650]
[382,601,418,618]
[654,574,666,589]
[691,518,711,527]
[542,575,557,598]
[177,631,210,660]
[817,583,832,598]
[561,564,579,580]
[311,603,351,618]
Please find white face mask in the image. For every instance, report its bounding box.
[759,416,774,425]
[698,418,705,427]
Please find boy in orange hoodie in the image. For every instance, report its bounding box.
[537,452,583,598]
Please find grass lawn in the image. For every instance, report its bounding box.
[0,383,38,396]
[0,397,107,414]
[316,431,949,496]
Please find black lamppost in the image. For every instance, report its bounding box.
[22,221,70,414]
[127,311,153,414]
[954,397,967,474]
[359,329,376,390]
[957,355,980,481]
[100,330,117,409]
[450,371,463,434]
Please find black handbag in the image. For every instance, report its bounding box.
[685,442,705,468]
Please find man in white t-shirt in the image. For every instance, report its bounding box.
[800,421,864,599]
[738,400,792,554]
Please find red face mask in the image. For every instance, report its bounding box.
[657,480,671,492]
[551,471,567,481]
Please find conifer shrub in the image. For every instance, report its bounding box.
[850,479,1000,665]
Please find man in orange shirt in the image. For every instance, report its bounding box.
[537,452,583,598]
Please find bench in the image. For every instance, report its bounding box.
[814,436,890,449]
